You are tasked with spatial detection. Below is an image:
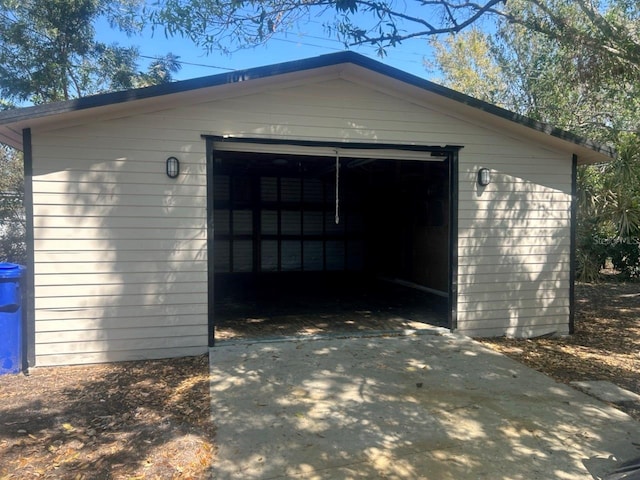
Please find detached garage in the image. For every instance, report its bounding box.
[0,52,612,367]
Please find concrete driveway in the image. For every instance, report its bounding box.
[210,331,640,479]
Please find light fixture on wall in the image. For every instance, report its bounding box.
[166,156,180,179]
[477,167,491,187]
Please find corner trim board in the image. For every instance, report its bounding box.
[206,139,215,347]
[22,128,35,371]
[448,150,459,331]
[569,154,578,334]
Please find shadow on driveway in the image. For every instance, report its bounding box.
[210,332,640,479]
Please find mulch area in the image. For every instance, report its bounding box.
[0,355,214,479]
[0,281,638,478]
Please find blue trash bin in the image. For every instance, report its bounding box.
[0,263,25,375]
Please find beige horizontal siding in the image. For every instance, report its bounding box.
[34,251,204,266]
[460,319,571,338]
[458,262,569,276]
[456,142,572,337]
[34,193,205,208]
[35,292,205,311]
[458,272,570,285]
[33,181,206,196]
[457,246,570,258]
[39,347,208,367]
[35,303,207,322]
[458,236,570,248]
[36,324,207,344]
[32,113,208,365]
[34,239,204,252]
[457,226,570,239]
[33,204,204,222]
[458,279,566,295]
[35,333,206,355]
[36,281,207,298]
[458,288,569,304]
[34,228,207,242]
[34,215,205,229]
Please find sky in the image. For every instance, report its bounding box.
[95,9,440,82]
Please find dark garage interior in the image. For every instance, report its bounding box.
[211,148,451,341]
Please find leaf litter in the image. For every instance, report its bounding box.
[0,354,215,479]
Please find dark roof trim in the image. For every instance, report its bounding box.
[0,51,615,159]
[205,134,463,154]
[0,53,357,125]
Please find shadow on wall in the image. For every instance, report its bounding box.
[33,138,209,365]
[458,164,573,338]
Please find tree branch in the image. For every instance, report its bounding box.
[346,0,505,46]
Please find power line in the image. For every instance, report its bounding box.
[138,54,236,71]
[270,36,346,51]
[135,34,429,75]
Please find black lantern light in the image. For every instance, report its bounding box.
[166,156,180,179]
[477,167,491,187]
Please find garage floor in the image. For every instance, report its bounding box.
[210,332,640,479]
[214,273,448,341]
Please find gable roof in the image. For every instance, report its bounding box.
[0,51,614,163]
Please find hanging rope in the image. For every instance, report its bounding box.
[335,150,340,225]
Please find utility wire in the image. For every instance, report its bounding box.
[138,54,236,71]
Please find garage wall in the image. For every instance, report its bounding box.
[30,73,572,364]
[456,152,572,338]
[31,124,209,366]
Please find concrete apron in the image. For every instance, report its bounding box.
[210,332,640,479]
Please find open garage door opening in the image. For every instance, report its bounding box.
[208,140,456,343]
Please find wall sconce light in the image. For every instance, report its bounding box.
[166,156,180,179]
[477,167,491,187]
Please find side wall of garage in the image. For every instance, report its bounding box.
[30,73,571,365]
[456,148,571,338]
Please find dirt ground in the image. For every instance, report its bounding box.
[0,281,638,479]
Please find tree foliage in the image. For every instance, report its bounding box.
[577,136,640,280]
[0,0,182,262]
[428,7,640,281]
[0,146,25,264]
[149,0,640,77]
[426,28,508,106]
[0,0,181,104]
[149,0,503,55]
[429,18,640,142]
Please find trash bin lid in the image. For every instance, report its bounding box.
[0,263,25,279]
